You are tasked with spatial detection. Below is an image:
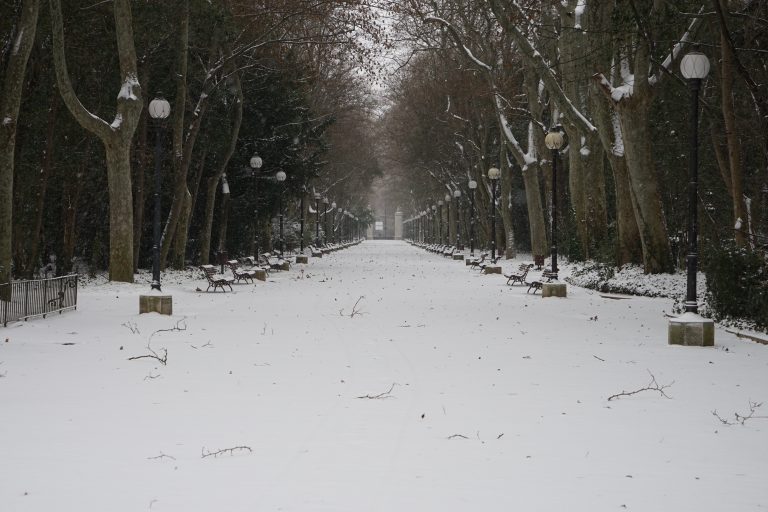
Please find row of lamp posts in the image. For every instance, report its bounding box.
[147,48,710,345]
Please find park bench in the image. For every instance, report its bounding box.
[468,253,488,270]
[527,270,559,294]
[443,246,456,257]
[505,263,534,286]
[227,260,257,283]
[199,264,234,292]
[261,252,289,271]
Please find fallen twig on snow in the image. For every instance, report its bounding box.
[201,445,252,458]
[356,382,397,399]
[712,401,767,425]
[607,370,673,401]
[129,318,187,366]
[147,452,176,461]
[340,296,366,318]
[447,434,468,439]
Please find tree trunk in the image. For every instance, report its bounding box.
[194,59,243,264]
[159,0,192,269]
[105,144,136,282]
[719,22,750,246]
[0,0,39,287]
[171,190,191,268]
[199,176,218,265]
[132,103,149,272]
[49,0,143,282]
[618,98,672,272]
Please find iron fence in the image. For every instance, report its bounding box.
[1,274,78,327]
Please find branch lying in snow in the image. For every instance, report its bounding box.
[201,446,252,458]
[128,319,186,366]
[712,401,767,426]
[607,371,673,401]
[356,382,397,399]
[340,296,366,318]
[147,452,176,461]
[447,434,468,439]
[121,321,140,334]
[128,347,167,365]
[148,318,187,344]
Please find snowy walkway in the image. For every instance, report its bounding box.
[1,240,766,511]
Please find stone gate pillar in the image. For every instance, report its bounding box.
[394,207,403,239]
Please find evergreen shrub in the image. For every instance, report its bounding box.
[704,243,768,331]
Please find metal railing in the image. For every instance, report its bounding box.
[1,274,78,327]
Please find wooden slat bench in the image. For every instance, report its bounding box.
[199,264,234,292]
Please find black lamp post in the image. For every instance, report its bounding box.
[545,129,564,279]
[314,192,321,246]
[299,188,306,254]
[330,201,336,244]
[438,200,444,245]
[680,50,710,314]
[276,170,287,254]
[323,197,329,245]
[444,193,451,245]
[336,206,342,243]
[218,174,231,274]
[454,189,462,249]
[431,205,437,243]
[488,167,501,261]
[249,154,263,258]
[468,179,477,256]
[148,97,170,291]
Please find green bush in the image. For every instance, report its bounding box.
[704,243,768,331]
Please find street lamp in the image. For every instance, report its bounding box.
[276,170,287,254]
[148,97,170,291]
[488,167,501,261]
[330,201,336,244]
[249,155,263,172]
[218,173,231,273]
[454,189,462,249]
[679,50,710,315]
[432,205,437,243]
[468,179,477,256]
[323,197,329,245]
[314,192,321,246]
[250,154,263,258]
[438,200,444,245]
[545,128,564,279]
[444,193,451,245]
[668,49,714,346]
[336,206,342,243]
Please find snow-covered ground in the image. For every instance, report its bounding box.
[1,240,766,511]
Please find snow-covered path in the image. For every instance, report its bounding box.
[1,240,766,511]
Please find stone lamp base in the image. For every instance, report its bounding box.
[139,294,173,315]
[668,312,714,346]
[542,283,567,298]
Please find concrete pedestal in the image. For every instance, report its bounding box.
[254,269,267,281]
[295,255,309,264]
[453,253,464,260]
[542,283,567,298]
[139,294,173,315]
[668,312,714,346]
[313,252,323,258]
[279,262,291,271]
[466,258,474,266]
[482,266,502,275]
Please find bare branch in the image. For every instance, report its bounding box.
[607,371,673,401]
[201,446,253,458]
[356,382,397,399]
